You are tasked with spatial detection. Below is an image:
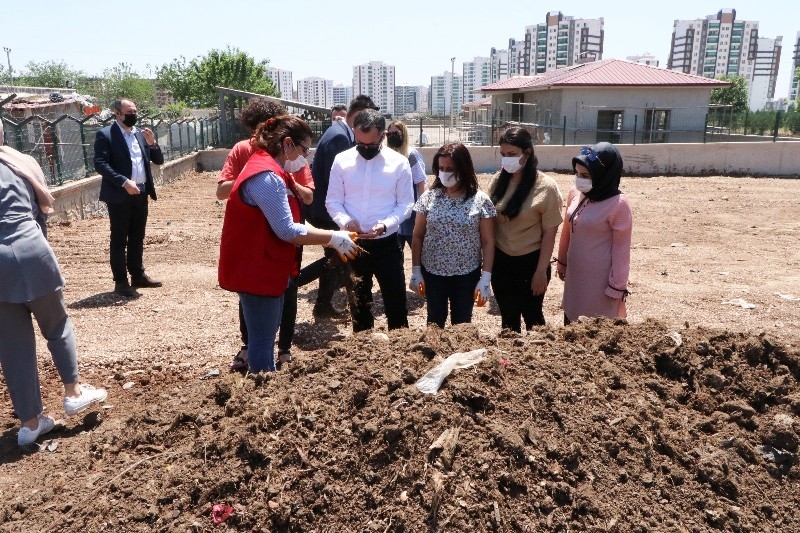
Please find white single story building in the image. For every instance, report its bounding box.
[479,59,730,145]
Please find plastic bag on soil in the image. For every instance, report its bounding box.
[415,348,487,394]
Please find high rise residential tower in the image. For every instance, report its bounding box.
[462,57,492,105]
[749,36,783,110]
[332,85,353,107]
[667,9,784,110]
[789,32,800,108]
[296,77,333,108]
[429,71,462,117]
[352,61,395,115]
[266,67,294,100]
[523,11,604,75]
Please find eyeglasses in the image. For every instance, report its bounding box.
[580,146,604,168]
[293,141,311,156]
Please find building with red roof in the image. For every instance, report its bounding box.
[478,59,730,145]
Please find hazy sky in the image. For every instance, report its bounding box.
[2,0,797,99]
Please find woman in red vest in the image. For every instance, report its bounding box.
[219,115,358,373]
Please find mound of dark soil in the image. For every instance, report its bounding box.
[4,319,799,532]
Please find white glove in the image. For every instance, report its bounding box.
[326,230,358,261]
[409,266,425,295]
[474,271,492,306]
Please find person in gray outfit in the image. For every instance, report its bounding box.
[0,120,108,447]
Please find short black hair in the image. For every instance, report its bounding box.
[353,109,385,133]
[331,104,347,113]
[347,95,379,117]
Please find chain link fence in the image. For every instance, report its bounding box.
[0,112,221,186]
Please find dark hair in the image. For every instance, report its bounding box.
[353,109,385,133]
[431,142,478,199]
[347,95,379,118]
[331,104,347,113]
[252,115,313,157]
[241,98,287,131]
[490,127,539,219]
[112,98,133,112]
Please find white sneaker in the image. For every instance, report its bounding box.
[18,415,55,446]
[63,384,108,416]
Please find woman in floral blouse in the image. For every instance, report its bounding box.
[409,142,496,328]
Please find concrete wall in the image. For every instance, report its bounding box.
[49,152,200,223]
[51,141,795,223]
[415,142,799,176]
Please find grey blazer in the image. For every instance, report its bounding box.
[0,162,63,303]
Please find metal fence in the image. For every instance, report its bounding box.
[396,111,800,149]
[0,112,222,186]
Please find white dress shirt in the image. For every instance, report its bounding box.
[326,145,414,235]
[121,126,147,184]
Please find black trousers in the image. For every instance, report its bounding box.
[105,191,148,283]
[491,247,551,332]
[350,235,408,332]
[422,267,480,328]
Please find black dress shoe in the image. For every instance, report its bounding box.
[131,274,163,288]
[114,283,137,297]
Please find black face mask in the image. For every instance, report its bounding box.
[386,132,403,148]
[356,144,381,160]
[121,113,138,128]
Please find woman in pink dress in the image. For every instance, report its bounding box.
[556,142,632,325]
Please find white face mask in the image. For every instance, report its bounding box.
[501,155,524,174]
[284,154,307,173]
[438,171,457,188]
[575,175,593,193]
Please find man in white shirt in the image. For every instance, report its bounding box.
[326,109,414,332]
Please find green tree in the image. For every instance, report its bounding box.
[98,63,156,112]
[16,60,87,90]
[710,75,749,113]
[783,110,800,135]
[157,46,277,108]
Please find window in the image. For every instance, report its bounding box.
[643,109,671,143]
[596,110,623,143]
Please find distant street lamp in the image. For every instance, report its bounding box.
[3,47,11,85]
[450,56,456,137]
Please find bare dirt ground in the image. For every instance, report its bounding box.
[1,170,799,532]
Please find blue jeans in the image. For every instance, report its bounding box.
[239,292,285,372]
[422,267,480,328]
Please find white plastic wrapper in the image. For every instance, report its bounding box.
[415,348,487,394]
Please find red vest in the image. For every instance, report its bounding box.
[218,150,301,297]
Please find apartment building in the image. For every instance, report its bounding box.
[266,67,294,100]
[429,71,462,117]
[507,38,524,77]
[667,9,786,110]
[789,32,800,108]
[522,11,604,75]
[296,77,333,108]
[462,57,492,105]
[749,36,783,110]
[490,47,510,82]
[352,61,395,115]
[395,85,425,115]
[332,85,353,107]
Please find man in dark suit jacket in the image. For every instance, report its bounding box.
[94,98,164,297]
[306,96,378,318]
